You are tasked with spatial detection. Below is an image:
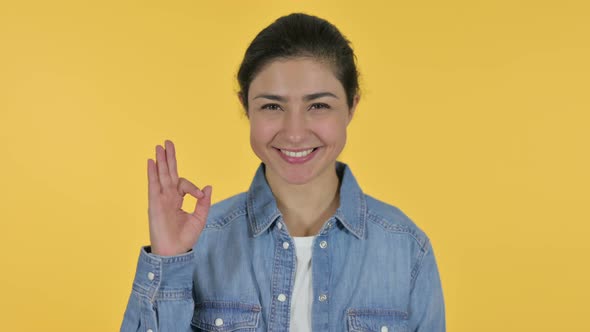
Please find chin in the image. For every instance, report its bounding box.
[275,166,317,185]
[262,161,317,186]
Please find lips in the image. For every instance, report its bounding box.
[274,147,320,164]
[280,147,315,157]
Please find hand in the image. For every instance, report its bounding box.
[147,140,212,256]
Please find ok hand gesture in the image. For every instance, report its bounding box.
[147,140,212,256]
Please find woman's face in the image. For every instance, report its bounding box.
[246,57,359,186]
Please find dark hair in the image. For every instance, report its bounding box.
[237,13,360,114]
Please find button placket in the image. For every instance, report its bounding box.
[311,231,331,331]
[268,218,296,331]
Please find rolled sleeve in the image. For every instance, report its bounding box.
[121,246,197,332]
[132,246,196,301]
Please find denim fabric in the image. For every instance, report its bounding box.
[121,161,445,332]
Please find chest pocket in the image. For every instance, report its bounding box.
[346,308,409,332]
[191,300,261,332]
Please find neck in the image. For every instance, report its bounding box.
[265,163,341,237]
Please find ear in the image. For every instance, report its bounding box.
[347,94,361,125]
[237,92,249,118]
[237,92,245,106]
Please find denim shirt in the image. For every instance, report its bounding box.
[121,161,445,332]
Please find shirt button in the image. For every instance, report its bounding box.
[147,272,155,281]
[215,318,224,326]
[277,223,283,230]
[319,240,328,249]
[283,241,290,249]
[277,294,287,302]
[147,329,153,332]
[318,294,328,302]
[381,326,389,332]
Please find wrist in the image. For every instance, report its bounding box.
[149,245,192,256]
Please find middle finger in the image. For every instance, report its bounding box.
[165,140,179,184]
[156,144,172,188]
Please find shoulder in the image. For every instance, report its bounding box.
[364,193,430,251]
[204,192,248,229]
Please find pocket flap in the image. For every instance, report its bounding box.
[191,301,261,332]
[347,308,409,332]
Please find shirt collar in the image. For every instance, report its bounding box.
[246,161,367,239]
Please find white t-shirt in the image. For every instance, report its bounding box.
[290,235,315,331]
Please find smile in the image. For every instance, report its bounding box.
[280,148,316,157]
[274,147,320,164]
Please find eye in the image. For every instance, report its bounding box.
[261,103,282,111]
[310,103,330,111]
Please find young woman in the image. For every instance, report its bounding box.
[121,13,445,332]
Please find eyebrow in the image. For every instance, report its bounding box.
[253,92,339,102]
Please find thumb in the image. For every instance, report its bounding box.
[192,185,212,223]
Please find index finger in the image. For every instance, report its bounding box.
[147,158,161,198]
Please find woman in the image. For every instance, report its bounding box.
[121,13,445,332]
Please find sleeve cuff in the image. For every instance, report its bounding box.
[131,245,196,299]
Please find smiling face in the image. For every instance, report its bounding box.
[245,57,359,186]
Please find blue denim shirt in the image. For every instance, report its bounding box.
[121,161,445,332]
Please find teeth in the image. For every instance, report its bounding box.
[280,148,315,158]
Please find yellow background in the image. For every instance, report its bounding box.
[1,0,589,330]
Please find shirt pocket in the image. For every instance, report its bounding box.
[191,300,261,332]
[346,308,409,332]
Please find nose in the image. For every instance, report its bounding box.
[282,110,307,143]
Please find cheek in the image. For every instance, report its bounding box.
[314,117,348,145]
[250,118,277,146]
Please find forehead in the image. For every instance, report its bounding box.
[249,57,344,99]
